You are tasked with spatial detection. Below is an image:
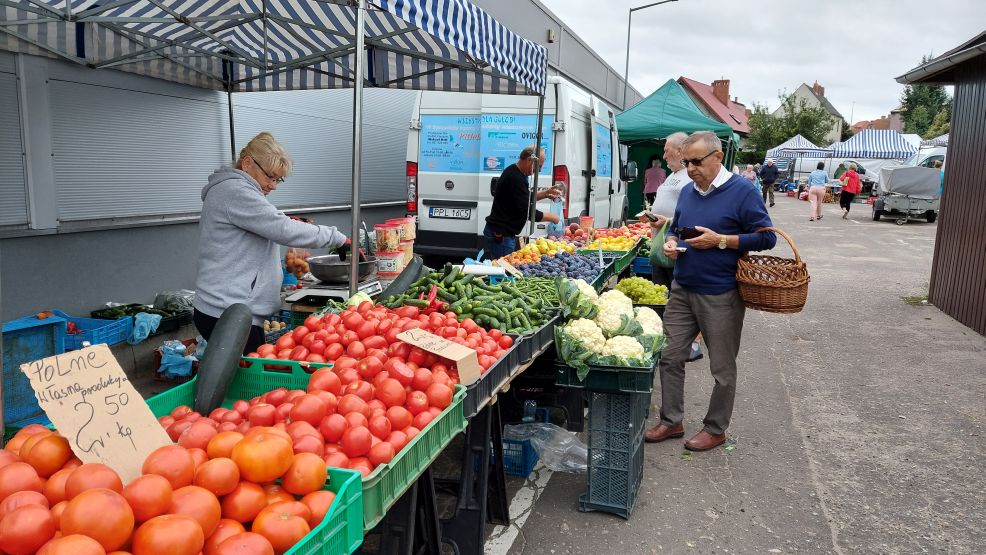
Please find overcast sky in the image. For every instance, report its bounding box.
[537,0,983,123]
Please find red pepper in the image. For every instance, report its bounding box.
[420,285,447,315]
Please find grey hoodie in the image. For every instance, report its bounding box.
[193,167,347,326]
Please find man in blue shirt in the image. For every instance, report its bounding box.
[644,132,777,451]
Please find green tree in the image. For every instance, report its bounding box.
[900,54,951,136]
[924,107,950,139]
[840,119,853,142]
[743,93,833,161]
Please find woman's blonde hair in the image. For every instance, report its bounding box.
[237,132,293,176]
[849,163,857,170]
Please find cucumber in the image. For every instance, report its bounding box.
[195,303,252,414]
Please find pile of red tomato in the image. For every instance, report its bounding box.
[0,423,337,555]
[247,302,514,374]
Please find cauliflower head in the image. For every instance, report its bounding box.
[595,289,635,332]
[562,318,606,353]
[573,279,598,301]
[600,336,646,359]
[634,307,663,336]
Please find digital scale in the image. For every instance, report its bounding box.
[284,277,384,305]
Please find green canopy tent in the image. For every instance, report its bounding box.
[616,79,737,214]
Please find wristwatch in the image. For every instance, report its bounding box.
[718,234,728,250]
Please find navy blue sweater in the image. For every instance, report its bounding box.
[670,174,777,294]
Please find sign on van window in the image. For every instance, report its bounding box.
[419,115,481,173]
[480,114,554,173]
[595,123,612,177]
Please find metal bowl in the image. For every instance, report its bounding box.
[306,254,376,284]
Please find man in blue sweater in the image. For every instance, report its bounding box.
[644,132,777,451]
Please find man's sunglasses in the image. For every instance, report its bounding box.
[681,150,719,167]
[253,158,285,183]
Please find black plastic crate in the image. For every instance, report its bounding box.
[90,304,191,336]
[533,311,560,355]
[510,332,533,363]
[555,357,658,394]
[462,339,521,419]
[578,391,649,519]
[632,303,666,319]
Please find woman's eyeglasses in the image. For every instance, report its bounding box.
[681,150,718,167]
[253,159,285,183]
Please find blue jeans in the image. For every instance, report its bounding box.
[482,224,518,260]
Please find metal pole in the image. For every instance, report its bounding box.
[621,0,677,110]
[349,0,366,295]
[528,93,546,236]
[226,89,236,161]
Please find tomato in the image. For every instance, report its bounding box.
[368,442,396,467]
[61,488,134,551]
[372,370,391,388]
[257,343,277,357]
[266,388,289,406]
[307,368,342,394]
[406,391,430,416]
[274,334,295,351]
[312,391,338,414]
[289,346,310,361]
[340,426,372,458]
[168,422,192,445]
[220,482,266,523]
[206,431,244,459]
[342,312,363,331]
[376,378,406,408]
[426,383,454,409]
[178,420,219,451]
[357,356,383,379]
[221,410,243,424]
[386,406,413,430]
[299,490,336,529]
[303,315,320,332]
[290,434,322,457]
[252,510,311,555]
[202,518,246,555]
[0,504,56,555]
[231,432,293,483]
[275,403,293,423]
[387,360,415,386]
[384,326,402,344]
[354,320,376,340]
[368,415,392,439]
[319,413,348,443]
[334,356,359,370]
[404,426,421,441]
[35,534,105,555]
[170,485,221,537]
[291,326,310,343]
[245,403,275,427]
[263,484,295,506]
[324,343,344,361]
[344,380,374,402]
[386,430,409,452]
[337,394,370,417]
[41,468,71,506]
[0,491,48,523]
[413,411,435,429]
[170,405,193,419]
[432,371,452,388]
[308,339,327,356]
[21,434,71,478]
[65,463,123,498]
[342,411,367,431]
[389,341,412,360]
[498,334,514,348]
[123,474,173,523]
[281,453,328,496]
[346,340,366,358]
[194,458,240,496]
[215,532,275,555]
[288,394,327,426]
[132,514,205,555]
[324,452,350,469]
[411,368,434,392]
[348,457,374,477]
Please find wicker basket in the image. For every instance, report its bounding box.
[736,227,809,314]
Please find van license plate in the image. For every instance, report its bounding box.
[429,207,472,220]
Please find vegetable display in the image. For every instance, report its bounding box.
[510,278,560,307]
[499,239,574,266]
[513,252,603,280]
[554,281,666,378]
[380,265,550,334]
[615,277,669,305]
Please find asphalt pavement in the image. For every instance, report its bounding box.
[495,194,986,554]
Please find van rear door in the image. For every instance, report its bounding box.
[589,112,614,226]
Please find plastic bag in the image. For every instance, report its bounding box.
[649,220,675,269]
[503,422,587,473]
[159,340,194,379]
[128,312,162,345]
[153,290,195,313]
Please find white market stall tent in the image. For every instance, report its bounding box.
[922,133,949,147]
[833,129,917,160]
[0,0,549,289]
[765,134,829,159]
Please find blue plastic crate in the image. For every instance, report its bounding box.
[631,257,651,276]
[2,314,67,427]
[52,310,132,350]
[503,408,549,478]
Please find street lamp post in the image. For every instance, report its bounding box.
[622,0,678,110]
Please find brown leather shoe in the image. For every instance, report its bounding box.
[644,423,684,443]
[684,430,726,451]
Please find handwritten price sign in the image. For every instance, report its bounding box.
[20,344,171,483]
[396,328,480,385]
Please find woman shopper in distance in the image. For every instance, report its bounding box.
[741,164,757,187]
[193,132,349,354]
[642,154,667,207]
[838,162,862,219]
[807,161,828,221]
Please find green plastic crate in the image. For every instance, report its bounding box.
[286,467,364,554]
[361,384,467,531]
[145,362,468,534]
[555,358,659,394]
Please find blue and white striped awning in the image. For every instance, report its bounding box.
[921,133,948,147]
[0,0,547,94]
[833,129,917,159]
[766,134,828,159]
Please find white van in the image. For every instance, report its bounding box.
[404,76,629,258]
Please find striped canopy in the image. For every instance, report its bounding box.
[833,129,917,159]
[766,134,829,159]
[922,133,948,147]
[0,0,547,94]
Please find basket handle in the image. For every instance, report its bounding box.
[753,227,802,265]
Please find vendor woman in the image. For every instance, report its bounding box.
[193,131,349,353]
[483,145,561,259]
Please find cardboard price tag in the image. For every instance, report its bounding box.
[19,344,171,483]
[494,259,523,278]
[396,329,481,386]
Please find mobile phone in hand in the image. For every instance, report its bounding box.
[678,226,701,240]
[634,210,660,222]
